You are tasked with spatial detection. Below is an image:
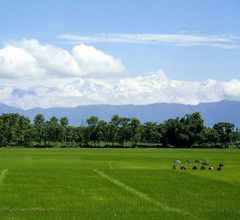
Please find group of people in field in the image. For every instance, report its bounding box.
[172,160,224,171]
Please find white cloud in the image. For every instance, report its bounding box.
[59,33,240,49]
[0,39,124,79]
[1,70,240,109]
[0,45,45,78]
[72,44,124,76]
[0,38,239,108]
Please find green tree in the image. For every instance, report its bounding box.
[181,112,205,147]
[108,115,120,146]
[162,112,204,147]
[118,117,131,146]
[0,118,6,147]
[96,120,109,144]
[34,114,46,146]
[60,116,69,143]
[213,122,235,147]
[86,116,99,146]
[142,122,161,145]
[129,118,141,146]
[0,113,33,147]
[46,116,60,144]
[196,127,220,147]
[162,118,182,147]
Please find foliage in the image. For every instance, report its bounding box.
[0,112,239,148]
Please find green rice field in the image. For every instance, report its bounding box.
[0,148,239,220]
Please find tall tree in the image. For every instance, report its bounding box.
[118,117,131,146]
[181,112,205,147]
[0,113,33,147]
[142,122,161,145]
[34,114,46,146]
[46,116,60,143]
[129,118,141,146]
[108,115,120,146]
[60,116,69,142]
[162,112,204,147]
[86,116,99,146]
[96,120,109,144]
[213,122,235,146]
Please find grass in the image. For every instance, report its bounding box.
[0,148,239,219]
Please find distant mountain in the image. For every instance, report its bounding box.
[0,103,24,115]
[0,100,240,127]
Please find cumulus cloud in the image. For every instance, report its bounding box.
[72,44,124,76]
[0,38,239,108]
[0,39,124,79]
[0,45,45,78]
[1,70,240,109]
[59,33,240,49]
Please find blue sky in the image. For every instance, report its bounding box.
[0,0,240,108]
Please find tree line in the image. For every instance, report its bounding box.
[0,112,239,148]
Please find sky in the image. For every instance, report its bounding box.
[0,0,240,109]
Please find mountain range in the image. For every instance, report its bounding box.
[0,100,240,127]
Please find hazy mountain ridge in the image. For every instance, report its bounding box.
[0,100,239,127]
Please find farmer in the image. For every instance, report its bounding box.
[180,165,186,170]
[209,166,214,170]
[217,163,224,171]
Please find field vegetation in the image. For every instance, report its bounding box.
[0,148,239,220]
